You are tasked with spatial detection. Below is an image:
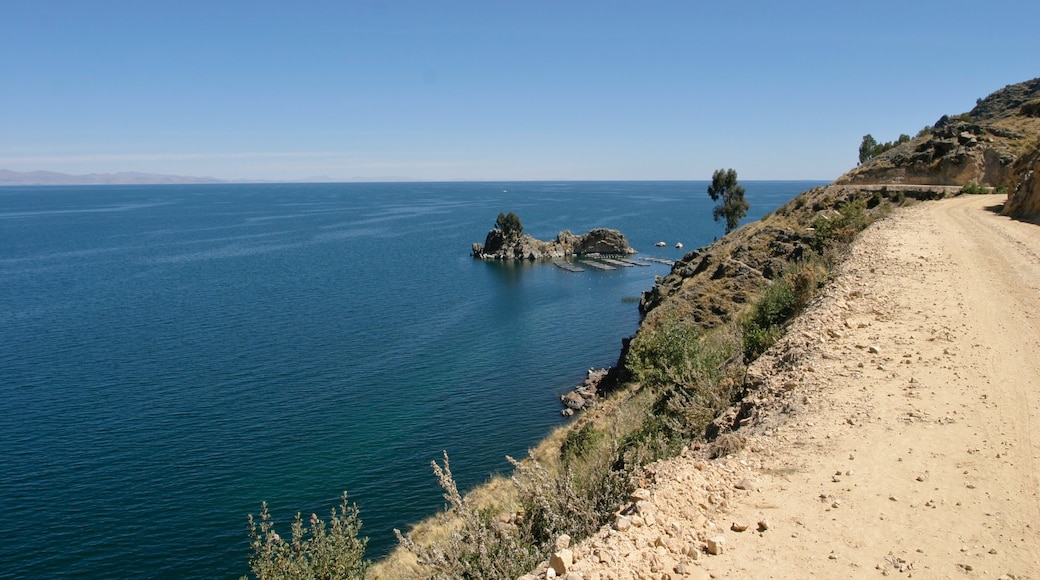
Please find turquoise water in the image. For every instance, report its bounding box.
[0,181,823,578]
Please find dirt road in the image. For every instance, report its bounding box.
[548,195,1040,579]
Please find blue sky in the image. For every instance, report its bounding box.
[2,1,1037,181]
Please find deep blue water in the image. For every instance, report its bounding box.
[0,180,824,578]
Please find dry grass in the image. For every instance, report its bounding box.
[994,116,1040,154]
[366,185,896,579]
[708,432,747,459]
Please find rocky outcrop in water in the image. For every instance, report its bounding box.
[472,228,636,261]
[559,368,609,417]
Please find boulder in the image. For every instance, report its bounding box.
[561,391,586,410]
[549,549,573,575]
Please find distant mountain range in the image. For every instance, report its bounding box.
[0,169,225,186]
[0,169,423,185]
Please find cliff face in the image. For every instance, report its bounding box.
[472,227,636,260]
[836,78,1040,190]
[1003,143,1040,222]
[837,121,1020,186]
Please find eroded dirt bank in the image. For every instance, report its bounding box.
[545,195,1040,579]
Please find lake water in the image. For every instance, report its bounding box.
[0,180,824,578]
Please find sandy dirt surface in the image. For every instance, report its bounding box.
[538,195,1040,579]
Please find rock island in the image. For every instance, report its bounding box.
[471,211,637,260]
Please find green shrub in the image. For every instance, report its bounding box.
[811,197,869,253]
[560,422,602,462]
[741,261,821,362]
[859,133,912,164]
[742,321,782,361]
[626,316,735,396]
[741,278,794,361]
[245,493,369,580]
[960,182,990,195]
[395,453,539,579]
[622,320,742,461]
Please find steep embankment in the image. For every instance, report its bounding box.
[374,78,1040,580]
[521,78,1040,579]
[1003,143,1040,221]
[539,194,1040,579]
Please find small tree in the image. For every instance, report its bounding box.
[858,134,878,165]
[495,212,523,239]
[707,168,749,234]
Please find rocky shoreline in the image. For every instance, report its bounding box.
[559,368,609,417]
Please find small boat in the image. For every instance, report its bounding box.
[675,242,684,249]
[655,241,666,247]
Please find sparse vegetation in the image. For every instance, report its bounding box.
[960,182,992,195]
[394,453,539,580]
[244,493,369,580]
[392,450,628,579]
[811,197,870,253]
[250,183,909,580]
[1021,99,1040,117]
[741,260,822,361]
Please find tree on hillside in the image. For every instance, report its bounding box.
[858,134,879,165]
[859,133,912,164]
[495,211,523,239]
[707,168,749,234]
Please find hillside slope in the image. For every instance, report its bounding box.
[835,77,1040,190]
[374,78,1040,580]
[519,79,1040,579]
[542,194,1040,579]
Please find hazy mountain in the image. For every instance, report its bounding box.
[0,169,225,186]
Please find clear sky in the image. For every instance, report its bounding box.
[2,1,1037,182]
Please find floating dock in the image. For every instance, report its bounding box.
[615,258,650,267]
[582,260,616,271]
[641,257,675,266]
[599,258,634,268]
[554,261,585,272]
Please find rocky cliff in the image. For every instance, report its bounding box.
[837,77,1040,191]
[472,227,636,261]
[1003,144,1040,221]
